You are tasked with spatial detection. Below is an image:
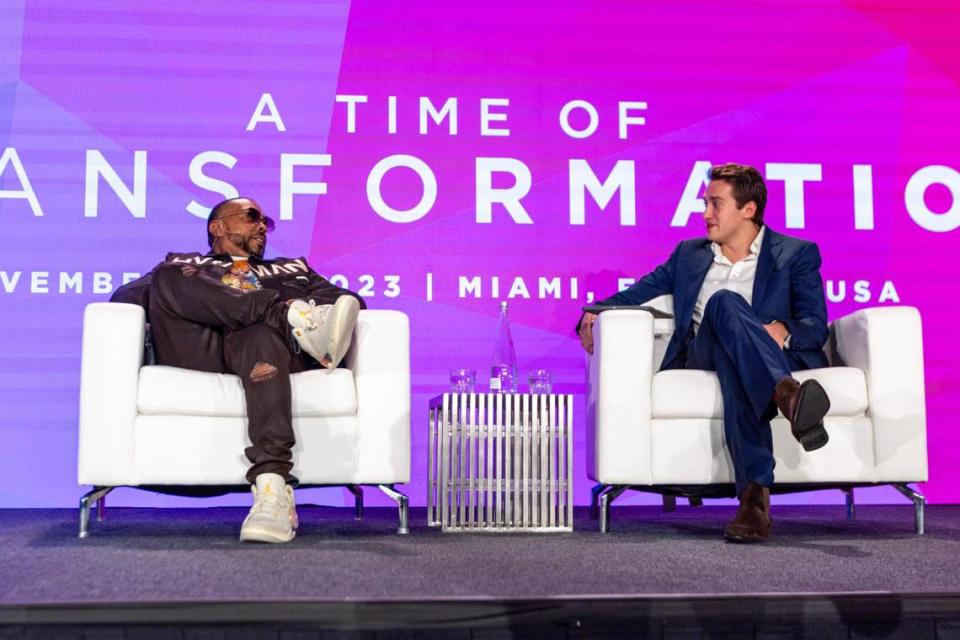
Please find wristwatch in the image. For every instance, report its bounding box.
[775,320,792,349]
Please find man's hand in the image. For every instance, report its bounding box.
[578,312,598,355]
[764,321,788,349]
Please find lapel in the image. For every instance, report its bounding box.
[751,226,781,311]
[678,242,714,329]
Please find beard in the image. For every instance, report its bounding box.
[226,232,266,258]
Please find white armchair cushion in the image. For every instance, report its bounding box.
[137,366,357,417]
[649,416,877,485]
[133,416,359,485]
[651,367,868,419]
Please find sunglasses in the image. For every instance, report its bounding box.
[218,208,276,232]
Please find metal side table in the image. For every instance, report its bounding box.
[428,392,574,532]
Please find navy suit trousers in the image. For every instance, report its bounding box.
[685,290,803,496]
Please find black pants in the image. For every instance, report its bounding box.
[148,263,311,483]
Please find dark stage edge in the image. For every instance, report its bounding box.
[4,594,960,639]
[2,505,960,638]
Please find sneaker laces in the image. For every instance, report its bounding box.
[251,486,290,518]
[300,300,330,331]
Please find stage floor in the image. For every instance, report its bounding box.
[2,504,959,605]
[2,504,960,638]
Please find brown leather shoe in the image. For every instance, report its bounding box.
[724,482,771,543]
[774,377,830,452]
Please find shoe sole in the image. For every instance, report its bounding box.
[799,422,829,451]
[724,521,772,543]
[724,529,770,543]
[322,296,360,369]
[792,380,830,452]
[239,525,296,544]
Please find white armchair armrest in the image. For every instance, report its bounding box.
[586,309,657,485]
[831,306,927,482]
[78,302,145,486]
[344,310,411,483]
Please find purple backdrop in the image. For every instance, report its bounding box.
[1,1,957,508]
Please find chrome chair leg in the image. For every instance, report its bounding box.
[377,484,409,535]
[842,487,855,521]
[346,485,364,520]
[599,485,628,533]
[79,486,113,539]
[97,494,107,522]
[589,483,607,520]
[892,483,925,535]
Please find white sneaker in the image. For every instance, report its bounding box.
[239,473,298,543]
[287,296,360,369]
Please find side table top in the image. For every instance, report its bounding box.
[429,391,572,408]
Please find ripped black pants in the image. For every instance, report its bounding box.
[148,263,310,483]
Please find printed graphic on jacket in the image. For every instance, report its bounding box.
[222,258,262,292]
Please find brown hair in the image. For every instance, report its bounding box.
[708,163,767,227]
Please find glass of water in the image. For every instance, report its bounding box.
[449,369,476,393]
[528,369,553,394]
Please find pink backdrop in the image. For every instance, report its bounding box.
[0,1,957,506]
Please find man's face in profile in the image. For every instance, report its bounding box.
[702,180,756,246]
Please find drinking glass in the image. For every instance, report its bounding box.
[449,369,476,393]
[528,368,553,394]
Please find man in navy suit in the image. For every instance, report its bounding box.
[579,163,831,543]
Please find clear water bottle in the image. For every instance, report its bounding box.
[490,301,518,393]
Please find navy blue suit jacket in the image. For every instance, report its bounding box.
[598,227,829,371]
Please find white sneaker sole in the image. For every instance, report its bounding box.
[239,524,296,544]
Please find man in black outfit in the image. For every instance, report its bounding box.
[112,197,364,543]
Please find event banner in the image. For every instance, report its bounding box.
[1,1,957,507]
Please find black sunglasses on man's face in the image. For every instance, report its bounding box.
[220,208,276,232]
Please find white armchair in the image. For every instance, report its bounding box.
[586,296,929,533]
[77,302,411,537]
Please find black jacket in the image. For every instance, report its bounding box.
[111,251,366,320]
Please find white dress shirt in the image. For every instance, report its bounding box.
[692,226,766,332]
